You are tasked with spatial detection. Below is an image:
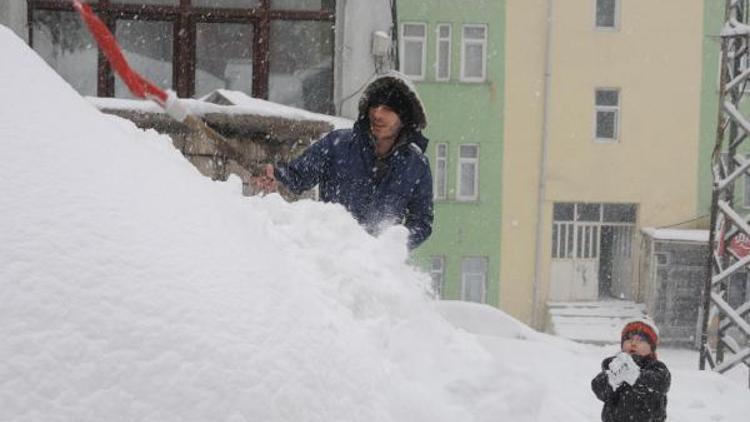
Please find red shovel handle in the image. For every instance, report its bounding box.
[71,0,168,106]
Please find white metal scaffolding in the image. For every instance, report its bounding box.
[701,0,750,388]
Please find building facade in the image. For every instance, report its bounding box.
[397,0,505,307]
[503,0,706,326]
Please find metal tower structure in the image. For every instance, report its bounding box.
[700,0,750,387]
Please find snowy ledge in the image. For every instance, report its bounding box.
[87,90,353,141]
[641,228,709,243]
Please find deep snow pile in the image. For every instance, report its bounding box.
[0,25,517,422]
[1,25,749,422]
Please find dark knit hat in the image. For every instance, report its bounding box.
[621,317,659,351]
[366,86,414,127]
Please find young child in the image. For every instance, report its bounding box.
[591,317,671,422]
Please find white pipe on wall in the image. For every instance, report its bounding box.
[531,0,554,329]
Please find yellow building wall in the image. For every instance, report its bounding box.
[501,0,705,328]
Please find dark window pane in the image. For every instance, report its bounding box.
[403,40,424,76]
[552,225,559,258]
[462,257,487,303]
[32,10,97,96]
[596,0,617,28]
[603,204,637,223]
[460,145,478,158]
[464,26,485,40]
[596,111,616,139]
[438,41,450,79]
[566,224,574,257]
[577,226,584,258]
[464,44,484,78]
[596,89,618,106]
[192,0,261,7]
[271,0,334,10]
[115,20,173,98]
[577,203,601,222]
[553,203,574,221]
[269,20,334,114]
[195,23,254,98]
[436,160,446,198]
[403,24,426,38]
[459,162,476,197]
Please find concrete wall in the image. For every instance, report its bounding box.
[335,0,395,119]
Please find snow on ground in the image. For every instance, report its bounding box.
[1,25,748,421]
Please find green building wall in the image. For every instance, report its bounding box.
[398,0,505,306]
[697,0,724,216]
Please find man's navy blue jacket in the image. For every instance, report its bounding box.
[274,119,433,249]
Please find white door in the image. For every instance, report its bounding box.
[550,222,576,301]
[572,223,599,300]
[549,222,599,301]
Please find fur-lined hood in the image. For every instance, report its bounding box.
[357,71,428,131]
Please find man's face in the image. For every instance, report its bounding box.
[621,333,653,357]
[369,105,403,142]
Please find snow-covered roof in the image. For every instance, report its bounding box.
[87,89,353,131]
[641,227,709,243]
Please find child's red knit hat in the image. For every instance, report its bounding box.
[621,317,659,351]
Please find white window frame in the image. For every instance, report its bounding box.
[460,24,487,83]
[435,23,452,82]
[457,143,479,201]
[743,154,750,208]
[461,256,487,303]
[434,143,448,200]
[400,22,427,81]
[594,0,619,31]
[429,256,445,299]
[594,88,620,143]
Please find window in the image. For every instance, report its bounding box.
[551,222,575,259]
[269,19,334,112]
[429,256,445,299]
[400,22,426,80]
[114,19,174,99]
[460,24,487,82]
[552,202,636,259]
[461,257,487,303]
[31,10,98,96]
[195,22,254,98]
[744,155,750,208]
[595,88,620,142]
[434,143,447,200]
[602,203,636,223]
[595,0,618,29]
[435,23,451,81]
[457,144,479,201]
[28,0,335,114]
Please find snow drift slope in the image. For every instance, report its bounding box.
[0,25,526,422]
